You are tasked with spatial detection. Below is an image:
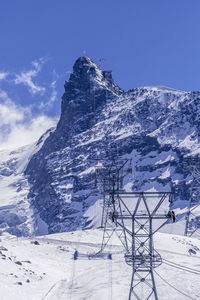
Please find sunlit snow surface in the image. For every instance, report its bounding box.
[0,129,53,236]
[0,229,199,300]
[0,145,35,236]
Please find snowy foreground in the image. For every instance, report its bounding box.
[0,229,200,300]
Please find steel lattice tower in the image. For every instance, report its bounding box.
[113,191,172,299]
[94,157,132,252]
[94,158,173,299]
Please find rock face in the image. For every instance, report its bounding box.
[25,56,200,234]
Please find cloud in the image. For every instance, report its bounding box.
[0,72,8,80]
[0,91,28,126]
[46,89,57,108]
[14,58,46,95]
[0,115,57,150]
[39,81,58,110]
[0,58,62,150]
[0,90,57,150]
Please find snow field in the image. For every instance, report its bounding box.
[0,230,199,299]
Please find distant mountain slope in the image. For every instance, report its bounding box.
[23,56,200,234]
[0,128,54,236]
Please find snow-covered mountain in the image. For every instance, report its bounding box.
[0,128,54,236]
[1,56,200,236]
[1,56,200,300]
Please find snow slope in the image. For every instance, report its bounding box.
[0,229,199,300]
[0,145,35,237]
[0,128,54,236]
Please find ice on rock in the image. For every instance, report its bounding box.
[1,56,200,237]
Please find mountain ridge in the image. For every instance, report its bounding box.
[1,56,200,236]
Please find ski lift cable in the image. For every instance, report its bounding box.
[138,252,200,276]
[154,269,197,300]
[131,256,196,299]
[191,231,200,237]
[163,261,200,275]
[190,205,200,213]
[162,258,200,274]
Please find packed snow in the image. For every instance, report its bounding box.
[0,228,199,299]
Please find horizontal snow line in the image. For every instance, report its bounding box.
[33,236,124,250]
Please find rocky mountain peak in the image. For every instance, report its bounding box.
[57,56,122,138]
[24,56,200,236]
[71,56,115,87]
[72,56,100,80]
[63,56,104,96]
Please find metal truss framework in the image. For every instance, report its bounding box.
[113,191,171,300]
[94,158,132,252]
[184,157,200,237]
[94,158,172,299]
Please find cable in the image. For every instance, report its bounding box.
[163,261,200,276]
[154,269,197,300]
[162,258,200,274]
[163,258,200,272]
[164,262,200,275]
[132,255,200,299]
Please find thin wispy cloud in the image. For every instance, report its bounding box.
[0,58,62,149]
[14,58,46,95]
[0,114,57,150]
[39,82,58,110]
[47,89,57,107]
[0,91,27,125]
[0,72,8,80]
[0,89,57,150]
[51,80,56,88]
[38,69,59,110]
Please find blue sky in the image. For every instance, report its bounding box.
[0,0,200,149]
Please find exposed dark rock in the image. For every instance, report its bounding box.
[31,241,40,245]
[24,57,200,234]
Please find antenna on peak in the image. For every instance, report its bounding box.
[91,57,106,69]
[97,58,106,69]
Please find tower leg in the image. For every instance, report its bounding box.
[129,268,135,300]
[129,270,159,300]
[150,270,158,300]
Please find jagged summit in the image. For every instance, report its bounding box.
[23,56,200,235]
[63,56,122,102]
[72,56,99,79]
[74,55,93,65]
[71,56,115,87]
[68,56,101,89]
[59,56,122,134]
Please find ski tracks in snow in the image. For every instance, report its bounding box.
[42,279,68,300]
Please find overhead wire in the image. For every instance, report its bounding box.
[163,261,200,275]
[154,269,197,300]
[162,258,200,275]
[130,251,200,299]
